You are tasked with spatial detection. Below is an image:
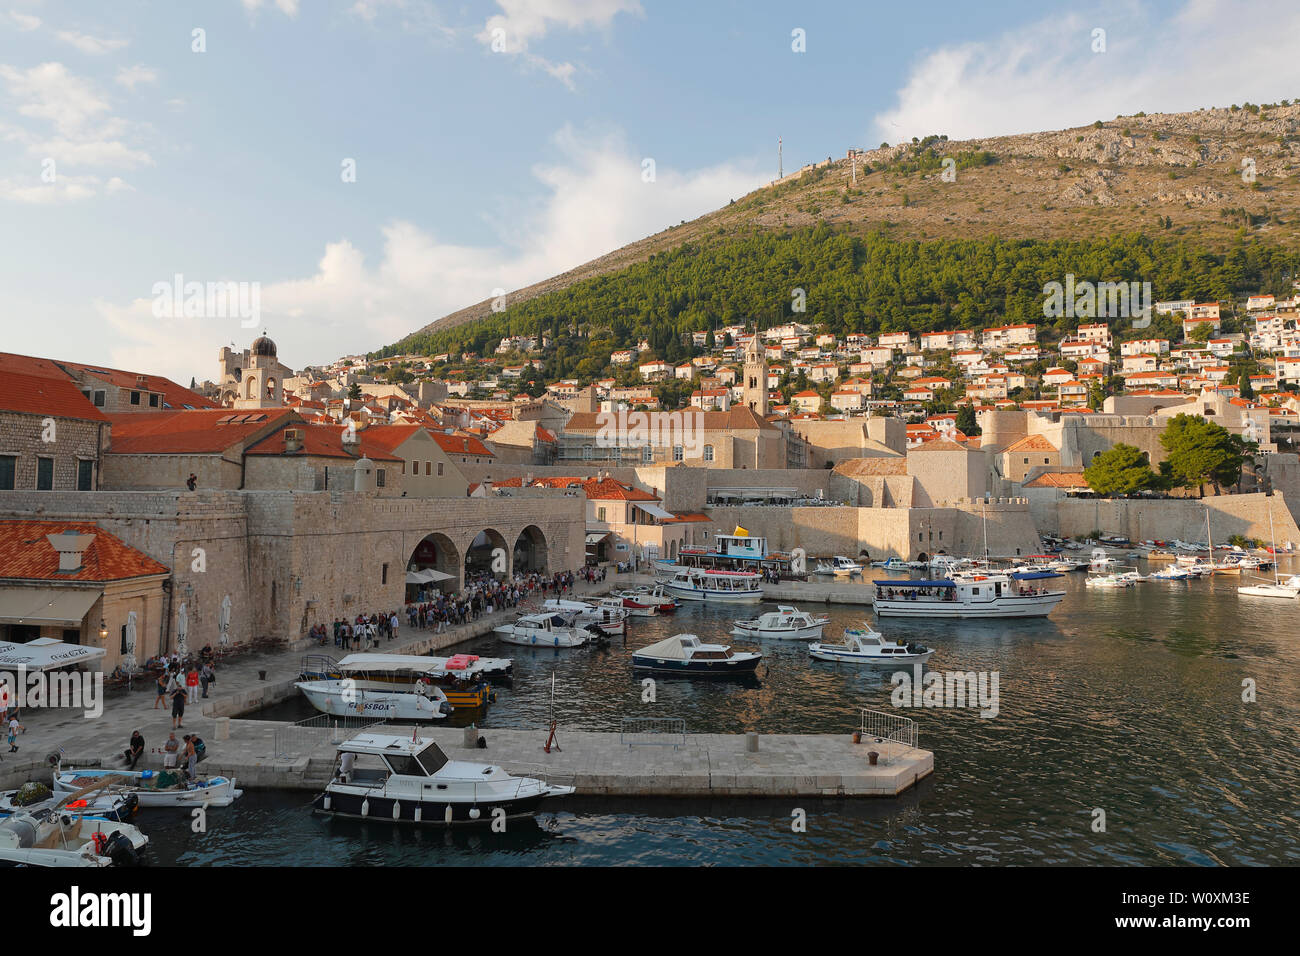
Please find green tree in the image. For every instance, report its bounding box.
[1189,322,1214,343]
[347,383,362,401]
[1158,413,1247,496]
[955,404,980,436]
[1083,443,1157,496]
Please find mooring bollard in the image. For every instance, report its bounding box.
[868,751,879,766]
[214,717,230,741]
[746,731,759,753]
[463,723,478,749]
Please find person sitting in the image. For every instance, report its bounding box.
[123,730,145,769]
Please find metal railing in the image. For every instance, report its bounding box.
[274,713,383,759]
[620,717,687,749]
[859,708,918,765]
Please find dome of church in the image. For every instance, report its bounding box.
[250,334,277,358]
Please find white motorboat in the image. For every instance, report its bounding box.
[494,612,593,647]
[1150,565,1191,581]
[294,679,452,720]
[631,634,763,675]
[541,597,629,636]
[731,605,829,640]
[313,732,574,825]
[813,555,862,576]
[1048,557,1088,572]
[0,784,137,823]
[1088,548,1117,573]
[872,571,1065,618]
[1086,574,1134,589]
[0,808,148,867]
[54,767,243,808]
[808,627,934,665]
[663,567,763,604]
[871,557,912,572]
[300,653,504,710]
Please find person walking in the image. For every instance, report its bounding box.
[186,665,200,704]
[389,611,399,644]
[200,661,215,699]
[6,715,21,753]
[154,671,168,709]
[170,684,187,730]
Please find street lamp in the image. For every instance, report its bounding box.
[98,620,108,640]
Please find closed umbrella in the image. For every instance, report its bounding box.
[219,595,232,647]
[122,611,138,673]
[176,602,189,658]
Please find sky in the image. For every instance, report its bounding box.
[4,0,1300,384]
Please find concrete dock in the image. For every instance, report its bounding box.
[1,576,933,799]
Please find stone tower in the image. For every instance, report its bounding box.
[233,333,283,409]
[742,332,769,416]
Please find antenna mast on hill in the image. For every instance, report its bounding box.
[778,137,783,179]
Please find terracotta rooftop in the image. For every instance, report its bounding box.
[0,370,108,422]
[831,457,908,477]
[244,424,402,461]
[1023,471,1091,489]
[107,409,295,455]
[430,432,495,457]
[908,438,971,453]
[1003,434,1059,453]
[0,520,169,582]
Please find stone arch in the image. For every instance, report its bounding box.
[409,532,460,596]
[244,374,258,400]
[512,524,548,575]
[464,527,510,582]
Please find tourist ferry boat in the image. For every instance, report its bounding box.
[611,584,677,615]
[312,731,574,826]
[731,605,828,640]
[631,634,762,675]
[653,529,805,581]
[808,627,934,665]
[494,612,595,648]
[300,653,503,710]
[294,678,453,720]
[872,571,1065,618]
[541,597,629,636]
[663,567,763,604]
[54,767,243,808]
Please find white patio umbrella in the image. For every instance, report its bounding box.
[176,602,189,658]
[122,610,138,672]
[219,595,232,647]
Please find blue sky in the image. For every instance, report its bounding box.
[3,0,1299,383]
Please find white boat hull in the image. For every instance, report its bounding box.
[1237,585,1299,599]
[664,583,762,604]
[494,627,588,647]
[54,769,243,808]
[731,622,826,640]
[809,646,935,665]
[296,681,449,720]
[874,592,1064,618]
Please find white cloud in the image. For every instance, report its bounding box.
[55,30,129,55]
[241,0,300,16]
[0,62,155,198]
[873,0,1300,143]
[96,127,766,381]
[115,64,158,90]
[8,10,40,31]
[478,0,642,89]
[0,174,100,203]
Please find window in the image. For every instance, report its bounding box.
[1023,457,1029,464]
[582,445,592,460]
[437,462,444,476]
[92,390,105,407]
[425,462,431,476]
[130,391,141,405]
[382,563,388,585]
[0,455,15,490]
[597,507,607,522]
[641,446,653,463]
[376,469,386,488]
[149,394,160,407]
[76,459,93,491]
[703,444,714,462]
[673,445,683,461]
[36,457,54,490]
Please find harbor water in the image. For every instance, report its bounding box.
[148,569,1300,865]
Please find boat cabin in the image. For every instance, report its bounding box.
[336,733,451,785]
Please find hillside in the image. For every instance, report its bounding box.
[382,103,1300,357]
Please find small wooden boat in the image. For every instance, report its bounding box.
[54,767,242,808]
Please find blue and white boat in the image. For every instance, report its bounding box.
[631,634,762,675]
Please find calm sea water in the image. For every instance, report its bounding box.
[146,566,1300,866]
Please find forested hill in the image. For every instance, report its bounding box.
[378,102,1300,361]
[379,228,1300,369]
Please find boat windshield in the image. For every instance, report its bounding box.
[416,742,449,775]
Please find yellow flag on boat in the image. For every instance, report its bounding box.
[733,526,749,537]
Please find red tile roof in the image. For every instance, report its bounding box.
[1023,471,1091,489]
[244,423,402,462]
[108,409,295,455]
[1003,434,1058,453]
[0,370,107,421]
[56,360,218,410]
[0,520,169,582]
[430,432,495,457]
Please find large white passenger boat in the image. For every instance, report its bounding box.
[872,571,1065,618]
[312,732,573,825]
[663,567,763,604]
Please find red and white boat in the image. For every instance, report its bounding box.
[612,584,679,615]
